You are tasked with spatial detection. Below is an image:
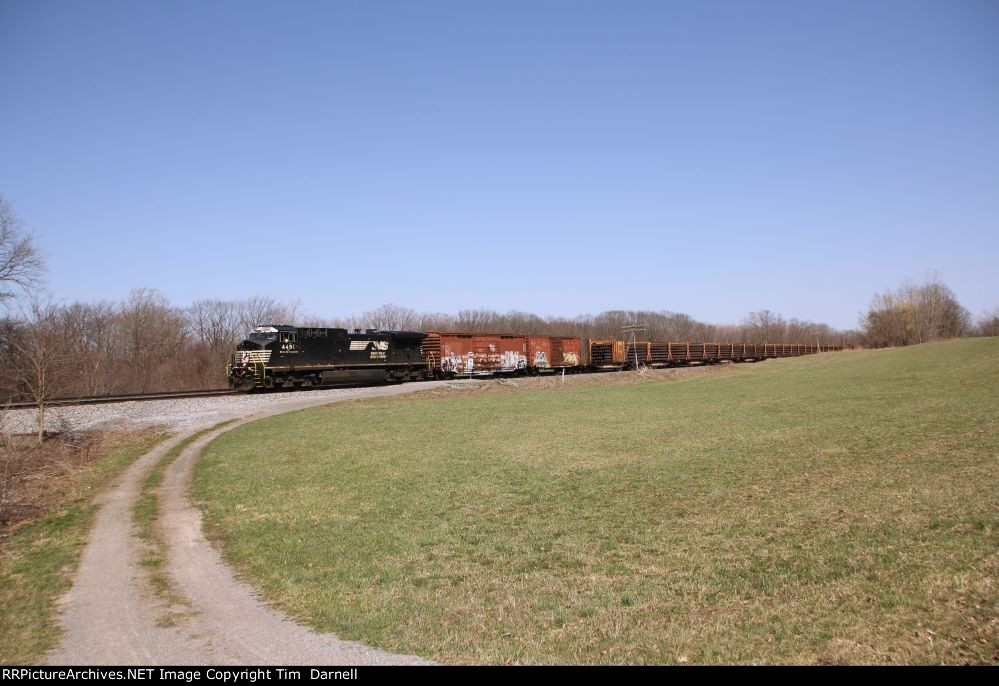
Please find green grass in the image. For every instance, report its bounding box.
[194,339,999,664]
[0,432,166,664]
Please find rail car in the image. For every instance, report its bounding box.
[227,324,846,391]
[420,332,583,376]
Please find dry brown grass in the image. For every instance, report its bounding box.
[0,427,165,663]
[1,429,156,533]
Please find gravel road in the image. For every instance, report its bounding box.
[45,382,454,665]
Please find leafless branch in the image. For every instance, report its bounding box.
[0,194,45,302]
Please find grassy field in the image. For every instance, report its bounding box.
[194,339,999,664]
[0,431,165,664]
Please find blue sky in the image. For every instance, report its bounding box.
[1,0,996,329]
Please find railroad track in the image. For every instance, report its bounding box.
[3,389,238,410]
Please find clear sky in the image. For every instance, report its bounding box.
[1,0,996,329]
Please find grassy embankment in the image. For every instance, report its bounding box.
[194,339,999,664]
[0,431,165,664]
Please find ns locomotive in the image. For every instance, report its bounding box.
[226,325,429,391]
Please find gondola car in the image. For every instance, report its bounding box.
[226,325,429,391]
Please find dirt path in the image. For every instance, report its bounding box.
[46,382,455,665]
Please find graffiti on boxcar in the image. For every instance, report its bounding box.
[501,350,527,371]
[534,351,549,368]
[442,354,463,373]
[563,352,579,366]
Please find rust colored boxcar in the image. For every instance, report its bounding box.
[421,332,527,375]
[526,336,583,371]
[526,336,552,371]
[550,336,582,369]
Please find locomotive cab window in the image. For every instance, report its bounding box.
[281,333,298,344]
[249,325,280,344]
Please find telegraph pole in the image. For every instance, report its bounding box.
[622,324,646,372]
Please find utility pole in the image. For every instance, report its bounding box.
[622,324,646,372]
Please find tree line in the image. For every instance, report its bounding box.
[333,303,860,347]
[2,295,863,403]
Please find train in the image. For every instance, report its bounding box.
[226,324,847,391]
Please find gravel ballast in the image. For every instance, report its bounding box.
[0,388,385,435]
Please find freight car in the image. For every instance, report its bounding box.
[226,325,429,391]
[420,332,583,376]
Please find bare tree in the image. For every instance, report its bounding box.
[118,288,188,392]
[0,316,22,400]
[363,303,421,331]
[744,310,787,345]
[0,194,45,303]
[456,308,503,332]
[188,299,242,351]
[186,299,253,387]
[57,301,120,396]
[976,309,999,337]
[8,300,72,444]
[417,311,457,333]
[861,275,970,347]
[236,295,299,333]
[662,311,697,340]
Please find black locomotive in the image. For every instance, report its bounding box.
[227,325,429,391]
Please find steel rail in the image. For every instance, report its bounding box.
[3,389,238,410]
